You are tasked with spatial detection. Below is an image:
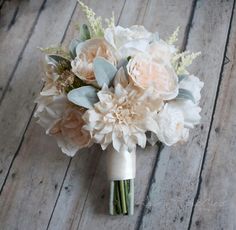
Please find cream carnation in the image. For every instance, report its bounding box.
[71,38,116,85]
[83,84,163,152]
[155,103,189,145]
[127,53,178,100]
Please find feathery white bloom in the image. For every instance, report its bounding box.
[83,84,163,152]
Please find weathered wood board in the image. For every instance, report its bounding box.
[0,0,46,100]
[140,0,235,229]
[0,0,76,190]
[190,4,236,230]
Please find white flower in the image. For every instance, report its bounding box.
[49,107,91,156]
[34,94,91,156]
[179,75,204,104]
[34,94,69,133]
[71,38,116,84]
[155,103,189,145]
[83,84,163,152]
[168,100,201,129]
[147,40,176,65]
[127,53,178,100]
[104,25,153,58]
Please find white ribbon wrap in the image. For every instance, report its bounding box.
[106,145,136,181]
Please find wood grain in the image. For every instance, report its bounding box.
[0,0,46,100]
[190,4,236,230]
[139,0,235,229]
[47,1,195,229]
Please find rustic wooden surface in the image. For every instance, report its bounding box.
[0,0,235,229]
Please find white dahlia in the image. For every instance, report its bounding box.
[83,84,163,152]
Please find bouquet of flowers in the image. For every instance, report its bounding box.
[35,1,203,216]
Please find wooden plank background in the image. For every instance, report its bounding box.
[0,0,235,229]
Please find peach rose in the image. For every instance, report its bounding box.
[127,54,178,100]
[71,38,116,85]
[49,107,91,156]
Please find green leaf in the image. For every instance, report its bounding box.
[80,24,91,41]
[178,74,188,82]
[47,55,71,67]
[176,88,195,103]
[69,39,81,59]
[67,86,98,109]
[93,57,117,88]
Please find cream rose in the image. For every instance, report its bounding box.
[127,54,178,100]
[71,38,116,85]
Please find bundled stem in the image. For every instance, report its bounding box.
[109,179,134,215]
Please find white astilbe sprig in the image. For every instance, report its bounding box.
[172,51,201,75]
[167,26,180,45]
[79,1,104,37]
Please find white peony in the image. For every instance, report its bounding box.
[147,39,176,65]
[83,84,163,152]
[104,25,153,59]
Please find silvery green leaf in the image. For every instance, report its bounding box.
[178,74,188,82]
[47,55,71,67]
[80,24,91,41]
[176,88,195,103]
[67,86,98,109]
[69,39,81,58]
[93,57,117,87]
[151,32,160,41]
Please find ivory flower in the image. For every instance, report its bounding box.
[49,107,91,156]
[104,25,153,58]
[179,75,204,104]
[155,103,189,145]
[71,38,116,84]
[83,84,163,152]
[148,40,176,64]
[127,54,178,100]
[35,94,91,156]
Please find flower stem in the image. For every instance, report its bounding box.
[109,179,134,215]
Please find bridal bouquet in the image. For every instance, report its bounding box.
[35,1,203,216]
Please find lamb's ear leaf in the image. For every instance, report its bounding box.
[47,55,71,67]
[93,57,117,88]
[67,86,98,109]
[176,88,195,103]
[80,24,91,41]
[178,74,188,82]
[69,39,81,58]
